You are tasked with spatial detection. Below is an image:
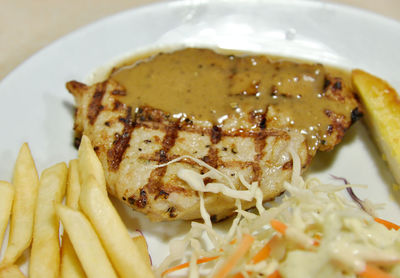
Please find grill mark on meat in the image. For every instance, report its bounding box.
[144,167,168,195]
[107,106,135,171]
[162,124,180,151]
[202,147,219,169]
[87,82,106,125]
[250,105,270,183]
[211,125,222,144]
[253,131,268,182]
[136,120,286,138]
[142,121,180,205]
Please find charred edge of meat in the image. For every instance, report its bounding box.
[332,80,342,91]
[351,107,363,124]
[107,107,135,171]
[113,100,124,111]
[74,135,82,149]
[135,189,147,208]
[324,109,348,145]
[66,80,88,94]
[323,78,331,92]
[87,82,107,125]
[154,189,169,200]
[127,196,135,205]
[137,106,170,123]
[167,207,177,218]
[323,76,346,102]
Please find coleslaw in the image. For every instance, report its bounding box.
[155,149,400,278]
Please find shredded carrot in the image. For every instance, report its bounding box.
[161,256,219,276]
[270,219,287,234]
[359,264,394,278]
[312,234,321,247]
[232,269,280,278]
[252,235,279,264]
[374,217,400,231]
[268,270,281,278]
[313,234,322,241]
[212,234,255,278]
[231,235,279,278]
[162,238,239,276]
[218,238,237,251]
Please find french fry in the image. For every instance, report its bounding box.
[132,235,152,269]
[65,159,81,210]
[56,204,117,278]
[78,135,106,194]
[0,265,26,278]
[0,143,39,267]
[60,160,85,278]
[79,176,155,278]
[0,181,14,250]
[29,162,67,278]
[59,236,86,278]
[352,70,400,185]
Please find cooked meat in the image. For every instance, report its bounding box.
[67,48,361,221]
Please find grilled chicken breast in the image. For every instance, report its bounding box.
[67,48,361,221]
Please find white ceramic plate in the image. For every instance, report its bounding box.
[1,0,400,273]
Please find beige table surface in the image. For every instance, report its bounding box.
[1,0,399,81]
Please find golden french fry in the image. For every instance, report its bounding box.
[60,159,85,278]
[352,69,400,185]
[79,176,155,278]
[56,204,117,278]
[132,235,152,269]
[78,135,106,194]
[0,143,39,267]
[0,181,14,250]
[66,159,81,210]
[0,265,26,278]
[60,235,86,278]
[29,162,67,278]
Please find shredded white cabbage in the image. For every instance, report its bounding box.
[155,153,400,278]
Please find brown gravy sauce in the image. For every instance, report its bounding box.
[110,48,352,149]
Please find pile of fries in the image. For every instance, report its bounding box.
[0,135,154,278]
